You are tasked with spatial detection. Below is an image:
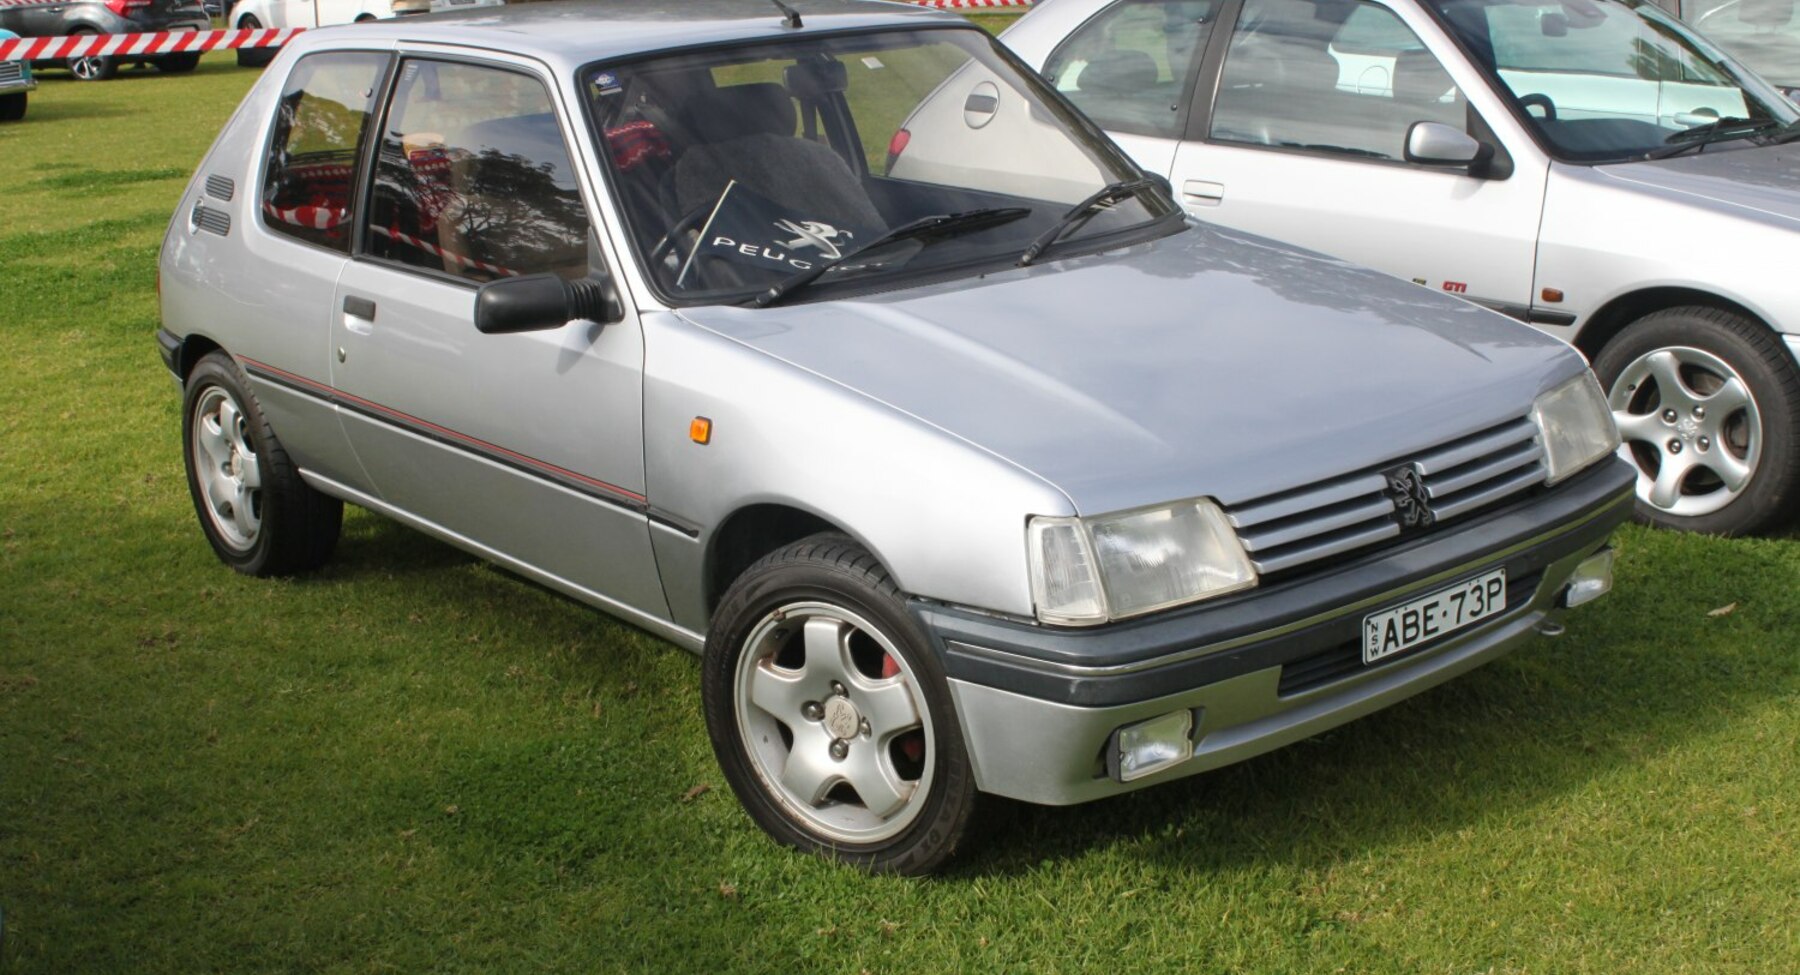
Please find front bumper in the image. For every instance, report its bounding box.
[913,457,1635,805]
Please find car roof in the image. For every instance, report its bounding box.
[297,0,970,72]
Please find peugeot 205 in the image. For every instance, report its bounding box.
[1004,0,1800,536]
[157,0,1632,873]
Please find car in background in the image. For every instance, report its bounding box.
[0,30,36,121]
[159,0,1630,872]
[1004,0,1800,536]
[228,0,395,66]
[0,0,209,80]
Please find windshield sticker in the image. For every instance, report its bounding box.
[682,181,876,281]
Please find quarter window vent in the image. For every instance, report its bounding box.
[193,200,231,237]
[204,174,235,202]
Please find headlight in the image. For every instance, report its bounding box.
[1027,498,1257,625]
[1533,371,1619,485]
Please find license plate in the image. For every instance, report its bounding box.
[1362,568,1506,664]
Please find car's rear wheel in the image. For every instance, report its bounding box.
[1593,306,1800,535]
[154,52,201,74]
[235,16,276,68]
[182,351,342,575]
[0,93,24,122]
[66,29,116,82]
[702,534,978,874]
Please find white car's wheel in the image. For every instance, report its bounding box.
[1594,307,1800,535]
[703,534,978,874]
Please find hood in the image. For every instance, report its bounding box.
[1596,144,1800,226]
[676,225,1583,514]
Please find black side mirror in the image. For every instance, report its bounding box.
[474,272,624,334]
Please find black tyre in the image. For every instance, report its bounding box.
[1592,306,1800,535]
[154,52,201,74]
[235,16,275,68]
[0,93,23,122]
[702,533,979,874]
[67,30,117,82]
[181,351,342,575]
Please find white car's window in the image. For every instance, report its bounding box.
[1042,0,1220,137]
[365,59,591,283]
[1210,0,1465,161]
[1695,0,1800,87]
[261,51,389,252]
[1431,0,1798,160]
[585,27,1176,305]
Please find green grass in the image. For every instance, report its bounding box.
[3,34,1799,975]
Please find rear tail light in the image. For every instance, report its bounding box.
[884,128,910,172]
[104,0,154,15]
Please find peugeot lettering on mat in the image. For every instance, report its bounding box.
[688,180,872,275]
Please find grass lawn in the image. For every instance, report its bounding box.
[3,27,1799,975]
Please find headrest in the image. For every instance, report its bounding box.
[455,113,566,167]
[688,83,796,143]
[1741,0,1794,28]
[1082,49,1158,93]
[1393,50,1456,104]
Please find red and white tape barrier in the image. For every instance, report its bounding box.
[0,27,300,62]
[0,1,1032,60]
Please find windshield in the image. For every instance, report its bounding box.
[1430,0,1799,161]
[584,27,1176,304]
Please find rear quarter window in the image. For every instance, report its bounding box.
[261,51,391,252]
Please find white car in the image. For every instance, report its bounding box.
[229,0,501,66]
[1004,0,1800,536]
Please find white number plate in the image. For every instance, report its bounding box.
[1362,568,1506,664]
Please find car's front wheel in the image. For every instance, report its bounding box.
[66,29,116,81]
[182,351,342,575]
[702,534,979,874]
[1593,306,1800,535]
[0,93,24,122]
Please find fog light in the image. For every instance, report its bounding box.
[1108,709,1194,782]
[1564,548,1614,608]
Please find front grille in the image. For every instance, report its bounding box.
[0,62,23,85]
[1225,416,1545,577]
[1276,569,1544,696]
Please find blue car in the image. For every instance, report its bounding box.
[0,29,35,121]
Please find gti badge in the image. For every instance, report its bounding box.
[1382,463,1436,530]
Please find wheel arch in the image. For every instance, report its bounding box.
[1575,287,1775,363]
[171,333,224,383]
[704,503,890,616]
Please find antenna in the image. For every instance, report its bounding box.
[770,0,803,28]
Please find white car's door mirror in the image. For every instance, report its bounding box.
[474,272,624,334]
[1404,121,1492,172]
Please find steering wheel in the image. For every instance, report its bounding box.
[1517,93,1558,121]
[646,200,714,272]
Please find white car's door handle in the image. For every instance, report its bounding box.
[342,295,375,336]
[1182,179,1225,206]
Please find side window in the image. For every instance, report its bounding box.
[262,51,389,251]
[1043,0,1219,137]
[366,59,592,283]
[1209,0,1464,161]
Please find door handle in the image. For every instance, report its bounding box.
[1182,179,1225,206]
[343,296,376,320]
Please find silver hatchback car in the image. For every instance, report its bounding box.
[158,0,1631,872]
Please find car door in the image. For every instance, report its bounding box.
[1163,0,1551,317]
[330,54,667,619]
[226,49,392,488]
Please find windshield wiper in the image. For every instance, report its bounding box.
[748,207,1030,308]
[1763,119,1800,145]
[1647,116,1782,158]
[1017,177,1162,267]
